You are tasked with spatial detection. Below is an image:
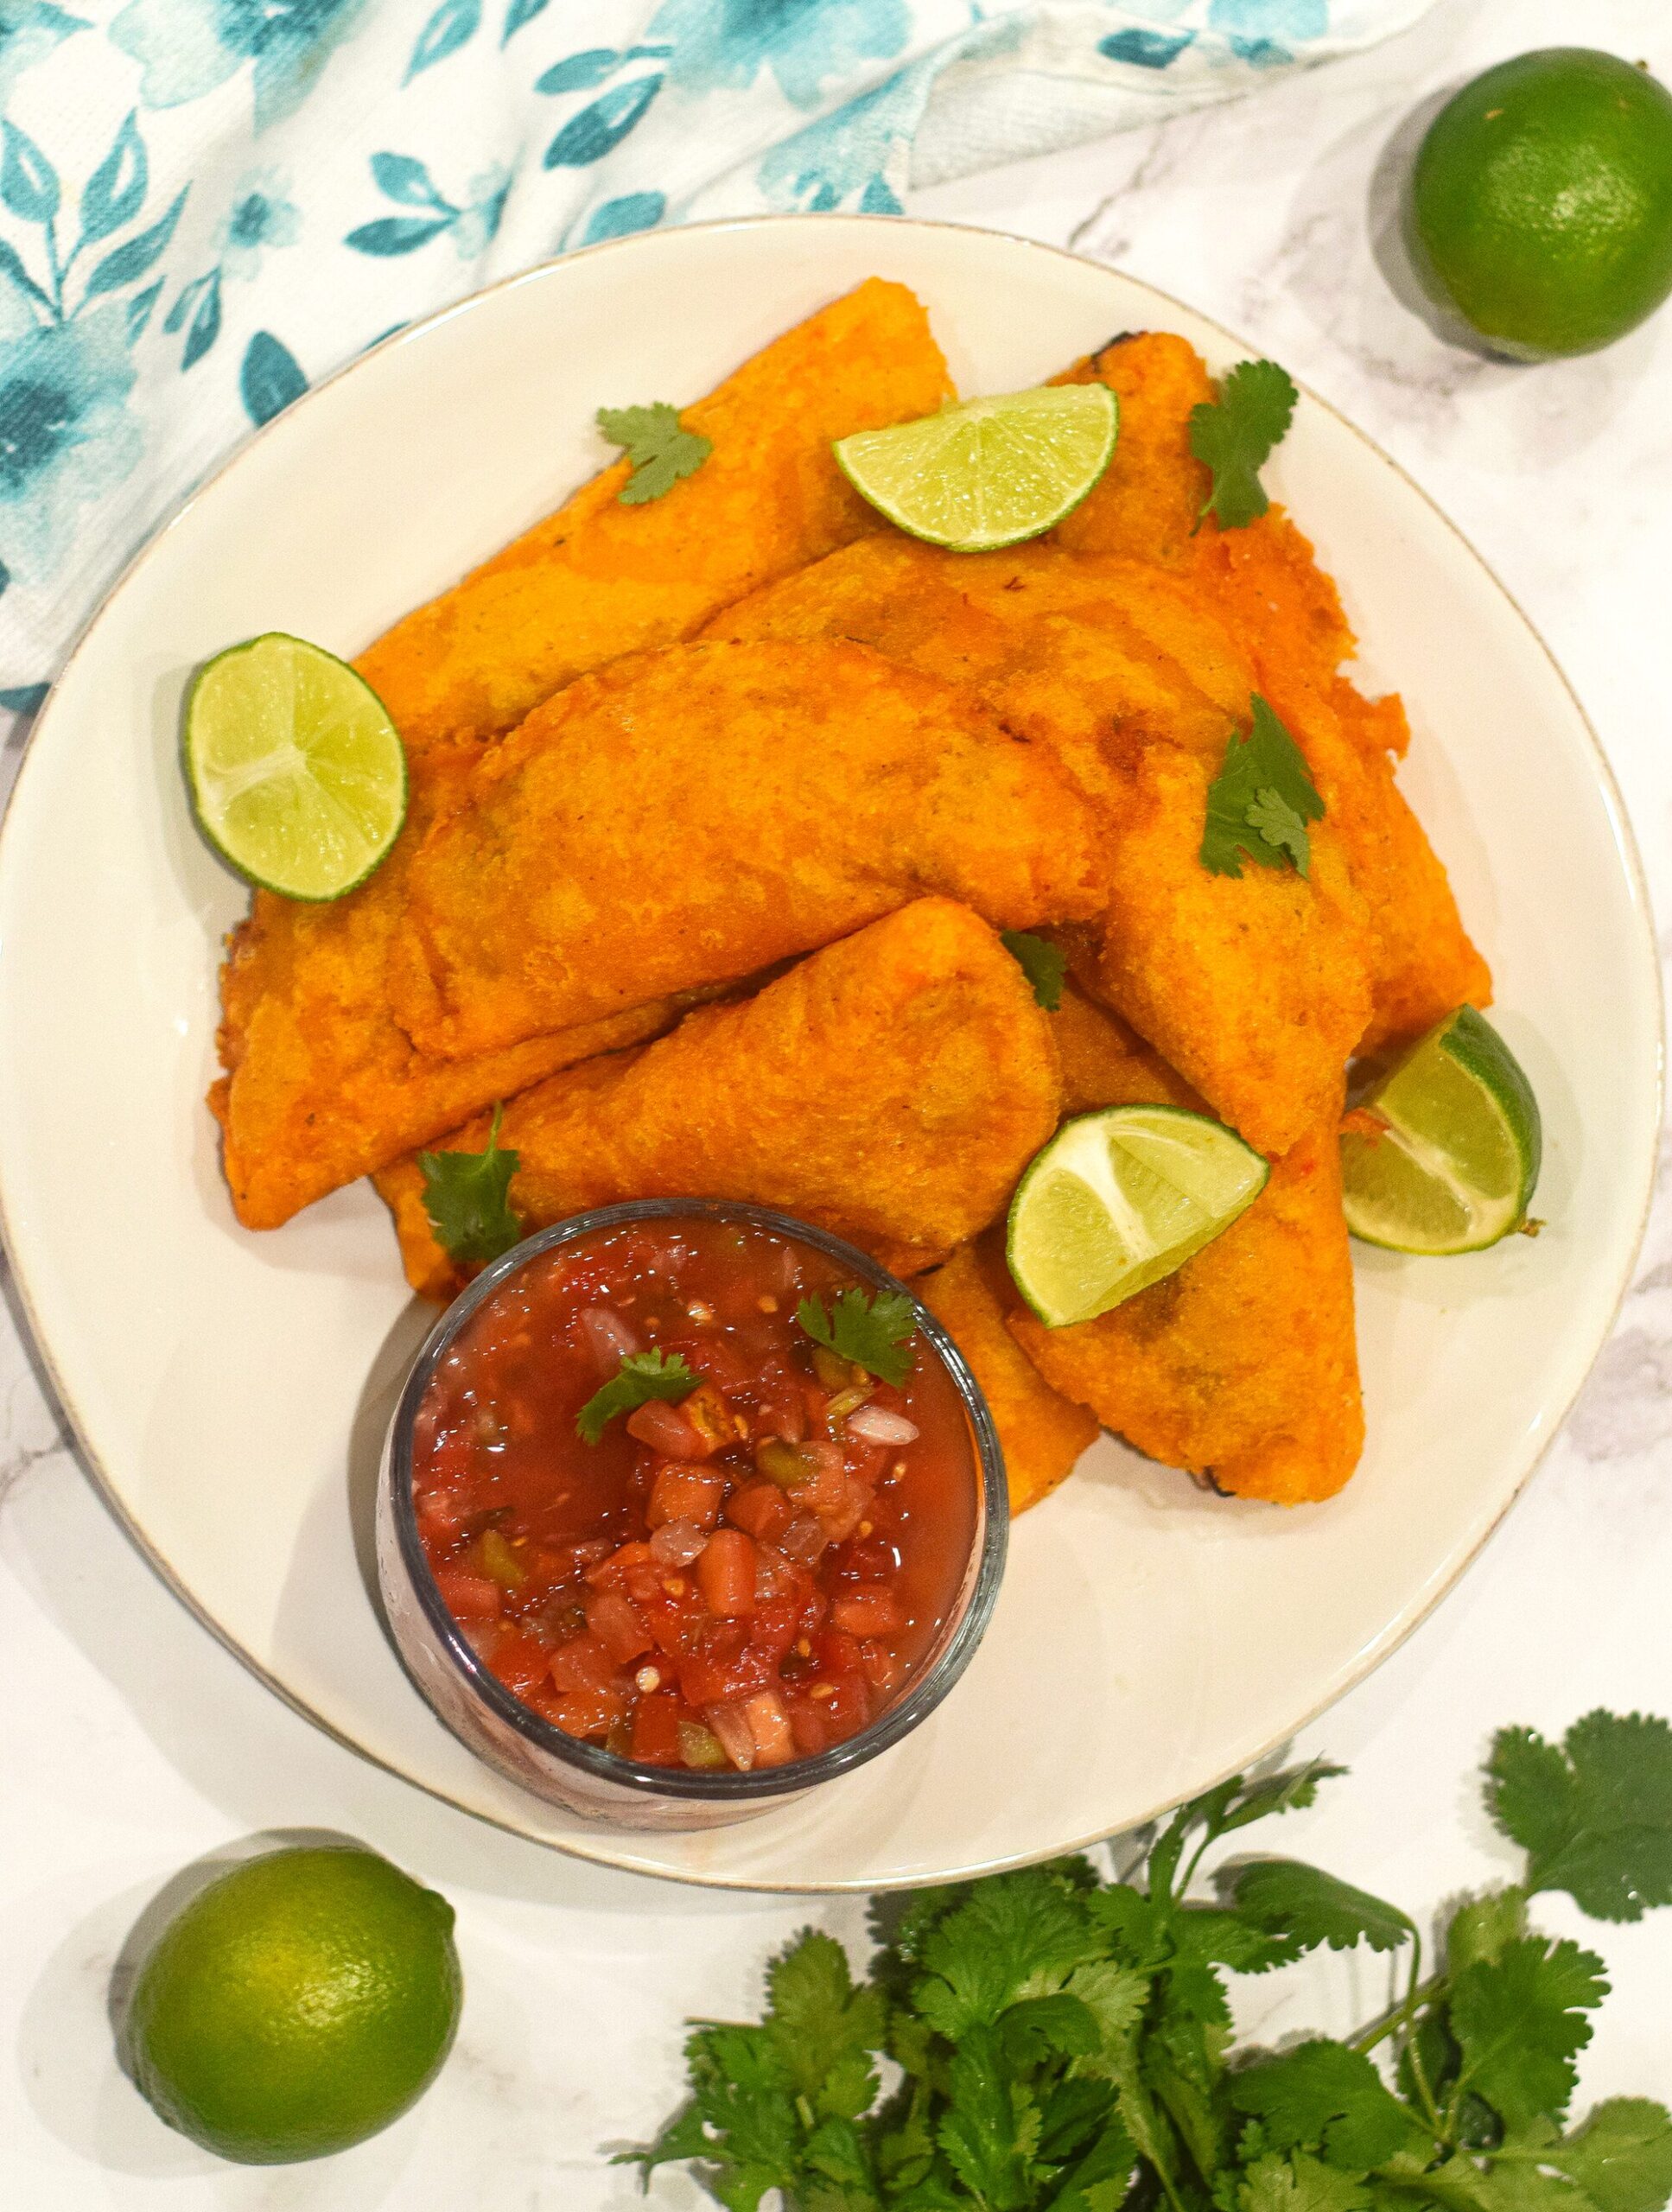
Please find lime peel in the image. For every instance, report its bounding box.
[1341,1005,1542,1255]
[183,632,407,902]
[1007,1104,1270,1329]
[834,384,1118,553]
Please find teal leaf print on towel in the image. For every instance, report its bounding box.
[1100,29,1194,67]
[2,121,59,225]
[544,75,664,168]
[346,156,509,257]
[79,113,147,245]
[650,0,911,111]
[407,0,481,82]
[0,679,48,713]
[165,267,219,365]
[240,330,307,426]
[502,0,548,41]
[83,186,186,299]
[756,63,925,213]
[0,3,86,111]
[536,48,625,93]
[164,171,298,372]
[111,0,378,132]
[125,276,163,338]
[0,308,143,581]
[581,190,665,244]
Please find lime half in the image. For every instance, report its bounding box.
[1341,1005,1542,1254]
[1007,1104,1269,1328]
[183,632,407,900]
[834,385,1118,552]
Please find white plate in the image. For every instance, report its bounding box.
[0,218,1659,1891]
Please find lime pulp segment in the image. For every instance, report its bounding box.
[1340,1005,1542,1254]
[184,632,407,901]
[834,384,1118,552]
[1007,1105,1269,1328]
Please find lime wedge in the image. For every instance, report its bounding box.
[1007,1105,1269,1328]
[183,632,407,900]
[1340,1005,1542,1254]
[833,385,1118,553]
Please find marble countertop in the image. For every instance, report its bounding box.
[5,0,1670,2202]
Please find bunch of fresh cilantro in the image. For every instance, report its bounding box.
[626,1711,1672,2212]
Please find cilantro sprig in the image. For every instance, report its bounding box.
[626,1710,1672,2212]
[797,1287,918,1389]
[1201,695,1326,880]
[575,1349,698,1447]
[1001,931,1069,1012]
[596,401,713,505]
[1190,358,1299,531]
[418,1103,521,1265]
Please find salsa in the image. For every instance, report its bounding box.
[410,1215,981,1775]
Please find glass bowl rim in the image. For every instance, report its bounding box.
[385,1198,1009,1802]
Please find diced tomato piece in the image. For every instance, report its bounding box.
[546,1686,625,1741]
[829,1535,896,1586]
[586,1587,653,1663]
[830,1588,906,1637]
[639,1582,706,1657]
[677,1623,773,1708]
[696,1529,757,1618]
[549,1633,617,1694]
[631,1691,685,1766]
[818,1627,866,1677]
[725,1480,795,1545]
[585,1541,654,1590]
[433,1567,501,1620]
[743,1688,795,1768]
[787,1694,832,1759]
[626,1398,710,1459]
[491,1634,553,1697]
[646,1463,726,1530]
[815,1670,872,1738]
[859,1638,905,1694]
[747,1595,801,1670]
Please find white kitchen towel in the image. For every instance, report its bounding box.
[0,0,1440,711]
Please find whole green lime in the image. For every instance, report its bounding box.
[125,1845,461,2164]
[1408,48,1672,359]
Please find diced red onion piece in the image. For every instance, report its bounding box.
[744,1688,795,1768]
[845,1405,919,1446]
[704,1701,756,1772]
[578,1306,642,1375]
[778,1514,827,1566]
[649,1518,709,1569]
[753,1546,797,1600]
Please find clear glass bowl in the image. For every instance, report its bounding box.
[375,1199,1008,1831]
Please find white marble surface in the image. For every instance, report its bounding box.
[5,0,1672,2201]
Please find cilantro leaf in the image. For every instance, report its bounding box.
[938,2031,1042,2210]
[1201,696,1326,880]
[1189,359,1299,531]
[1225,1862,1415,1958]
[1450,1935,1608,2130]
[915,1868,1097,2036]
[575,1347,697,1446]
[1001,930,1069,1011]
[1246,787,1312,872]
[417,1103,521,1265]
[597,400,713,505]
[1446,1889,1529,1975]
[1542,2099,1672,2212]
[1241,2152,1372,2212]
[1487,1713,1672,1922]
[1229,2040,1420,2171]
[765,1931,886,2121]
[798,1287,918,1389]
